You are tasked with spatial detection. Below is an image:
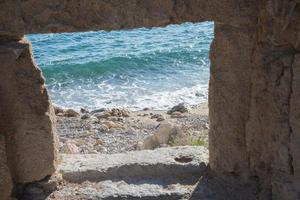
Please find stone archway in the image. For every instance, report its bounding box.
[1,0,300,199]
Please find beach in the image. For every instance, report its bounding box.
[56,103,209,154]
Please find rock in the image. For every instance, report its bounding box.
[202,123,210,129]
[137,123,178,150]
[25,185,44,195]
[117,117,124,122]
[143,107,150,111]
[94,145,108,153]
[80,108,90,113]
[167,103,188,114]
[100,124,110,132]
[61,141,80,154]
[109,116,119,121]
[54,106,64,114]
[81,113,91,120]
[94,139,104,146]
[0,38,58,184]
[95,112,111,119]
[56,113,64,117]
[103,121,122,129]
[110,108,130,117]
[78,131,95,138]
[36,173,62,193]
[65,109,80,117]
[150,113,166,121]
[171,111,186,118]
[150,114,163,119]
[90,108,106,114]
[156,117,165,122]
[195,92,205,97]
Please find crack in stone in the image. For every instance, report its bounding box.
[287,55,295,175]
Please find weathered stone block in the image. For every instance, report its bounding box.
[209,23,255,174]
[0,38,58,184]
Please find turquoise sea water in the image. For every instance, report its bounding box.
[27,22,214,110]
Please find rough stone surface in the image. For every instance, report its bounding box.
[137,122,178,150]
[0,0,257,36]
[209,1,300,199]
[59,146,208,183]
[0,135,13,200]
[43,146,208,200]
[0,38,58,184]
[209,23,254,175]
[20,147,258,200]
[50,180,195,200]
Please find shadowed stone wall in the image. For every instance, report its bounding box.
[1,0,300,199]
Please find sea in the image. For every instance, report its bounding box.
[27,21,214,110]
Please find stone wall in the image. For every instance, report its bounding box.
[0,0,256,35]
[210,1,300,199]
[1,0,300,199]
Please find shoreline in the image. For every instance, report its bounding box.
[55,102,209,154]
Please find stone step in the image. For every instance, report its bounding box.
[59,146,209,183]
[51,179,196,200]
[21,146,208,200]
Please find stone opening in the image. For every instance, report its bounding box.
[1,0,300,199]
[26,22,213,155]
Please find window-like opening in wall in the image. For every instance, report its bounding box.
[26,22,214,154]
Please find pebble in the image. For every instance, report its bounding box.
[54,106,64,114]
[110,108,130,117]
[80,108,90,113]
[95,112,111,119]
[79,131,95,137]
[171,112,186,118]
[65,109,80,117]
[151,114,163,119]
[81,113,91,120]
[56,113,64,117]
[91,108,106,114]
[94,139,104,146]
[103,121,122,129]
[156,117,165,122]
[57,105,209,154]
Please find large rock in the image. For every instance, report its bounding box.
[0,38,58,184]
[137,122,178,150]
